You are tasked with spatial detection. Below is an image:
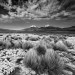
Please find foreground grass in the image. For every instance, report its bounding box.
[23,44,64,75]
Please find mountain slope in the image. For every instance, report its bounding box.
[19,26,75,33]
[0,26,75,34]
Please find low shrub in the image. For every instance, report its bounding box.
[22,41,34,50]
[23,48,43,74]
[39,39,55,49]
[44,49,64,75]
[23,44,64,75]
[11,40,22,49]
[34,44,46,55]
[64,40,73,49]
[0,40,5,50]
[4,35,12,41]
[5,41,12,49]
[25,36,40,41]
[12,36,22,40]
[53,40,68,51]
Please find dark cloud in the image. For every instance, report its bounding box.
[0,5,9,15]
[58,0,75,10]
[0,0,75,20]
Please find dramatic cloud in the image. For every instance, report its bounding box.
[0,0,75,21]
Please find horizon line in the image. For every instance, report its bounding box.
[0,25,74,30]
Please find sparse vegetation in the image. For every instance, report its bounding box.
[0,40,5,50]
[44,49,64,75]
[9,67,21,75]
[25,36,40,41]
[23,42,64,75]
[53,40,69,51]
[35,44,46,55]
[64,40,74,49]
[22,41,34,51]
[11,39,22,49]
[0,33,75,75]
[23,48,42,74]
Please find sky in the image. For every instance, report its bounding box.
[0,19,75,30]
[0,0,75,30]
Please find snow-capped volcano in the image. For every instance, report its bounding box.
[45,24,50,27]
[30,25,37,28]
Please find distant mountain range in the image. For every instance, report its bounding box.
[0,26,75,34]
[19,26,75,34]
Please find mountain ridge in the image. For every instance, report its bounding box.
[0,26,75,33]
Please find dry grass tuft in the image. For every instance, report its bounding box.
[35,44,46,55]
[23,48,43,73]
[11,40,22,49]
[22,41,34,51]
[53,40,68,51]
[44,49,64,75]
[26,36,40,41]
[23,44,64,75]
[0,40,5,50]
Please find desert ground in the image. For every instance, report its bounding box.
[0,33,75,75]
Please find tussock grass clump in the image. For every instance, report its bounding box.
[11,40,22,49]
[53,40,68,51]
[22,41,34,50]
[53,37,59,43]
[35,44,46,55]
[4,35,12,42]
[23,43,47,73]
[12,36,22,40]
[0,38,12,49]
[4,40,12,49]
[23,43,64,75]
[44,49,64,75]
[23,48,43,74]
[64,40,73,49]
[25,36,40,41]
[39,39,55,49]
[0,40,5,50]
